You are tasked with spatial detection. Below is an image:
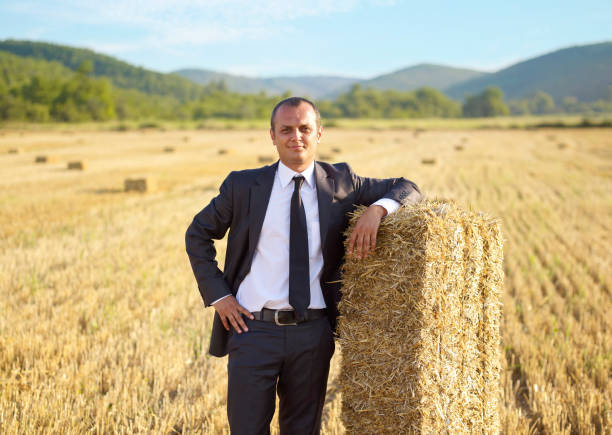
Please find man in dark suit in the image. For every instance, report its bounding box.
[186,97,421,434]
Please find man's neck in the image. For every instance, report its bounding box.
[280,160,314,174]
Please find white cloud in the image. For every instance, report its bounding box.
[7,0,390,50]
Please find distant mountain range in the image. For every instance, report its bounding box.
[1,39,611,103]
[175,69,359,99]
[174,64,487,99]
[343,64,488,97]
[445,42,612,102]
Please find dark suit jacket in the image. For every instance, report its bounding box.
[185,160,421,357]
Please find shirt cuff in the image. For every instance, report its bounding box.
[373,198,400,215]
[211,294,231,306]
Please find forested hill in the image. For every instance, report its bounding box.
[327,64,488,97]
[3,39,611,105]
[0,39,207,101]
[175,69,359,99]
[2,39,611,122]
[0,50,72,87]
[174,64,485,99]
[445,42,612,102]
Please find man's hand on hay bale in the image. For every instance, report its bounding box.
[212,296,254,333]
[348,205,387,260]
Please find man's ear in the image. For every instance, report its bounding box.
[269,128,275,144]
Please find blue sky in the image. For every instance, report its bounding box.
[1,0,610,78]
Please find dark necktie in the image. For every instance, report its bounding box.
[289,175,310,318]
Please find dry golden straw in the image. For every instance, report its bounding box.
[339,199,504,434]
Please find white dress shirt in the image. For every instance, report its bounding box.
[215,160,400,311]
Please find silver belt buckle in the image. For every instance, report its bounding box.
[274,309,297,326]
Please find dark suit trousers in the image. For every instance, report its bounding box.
[227,316,335,435]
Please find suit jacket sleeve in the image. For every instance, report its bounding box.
[185,173,234,306]
[347,163,422,207]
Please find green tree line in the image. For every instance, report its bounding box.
[2,51,612,123]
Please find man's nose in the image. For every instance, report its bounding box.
[290,129,301,142]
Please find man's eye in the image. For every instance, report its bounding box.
[301,127,311,133]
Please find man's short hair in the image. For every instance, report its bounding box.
[270,97,321,131]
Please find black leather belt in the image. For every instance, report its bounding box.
[250,308,327,326]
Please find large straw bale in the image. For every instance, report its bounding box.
[124,177,156,193]
[478,219,503,433]
[339,200,503,434]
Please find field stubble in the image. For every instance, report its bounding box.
[0,127,610,433]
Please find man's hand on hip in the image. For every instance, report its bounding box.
[347,204,387,260]
[213,296,254,333]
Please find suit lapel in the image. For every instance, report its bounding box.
[248,162,277,260]
[315,162,334,258]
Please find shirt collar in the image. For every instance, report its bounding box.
[278,160,315,189]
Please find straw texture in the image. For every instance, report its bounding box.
[338,200,504,434]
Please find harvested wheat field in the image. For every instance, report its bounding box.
[0,127,610,434]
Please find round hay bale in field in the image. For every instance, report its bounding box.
[339,200,503,434]
[124,177,156,193]
[421,158,436,165]
[8,147,22,154]
[318,153,333,161]
[163,146,176,153]
[217,148,230,155]
[557,142,568,150]
[35,155,59,163]
[67,161,87,170]
[454,145,464,151]
[331,147,342,154]
[258,155,275,163]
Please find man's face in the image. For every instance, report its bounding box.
[270,102,322,172]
